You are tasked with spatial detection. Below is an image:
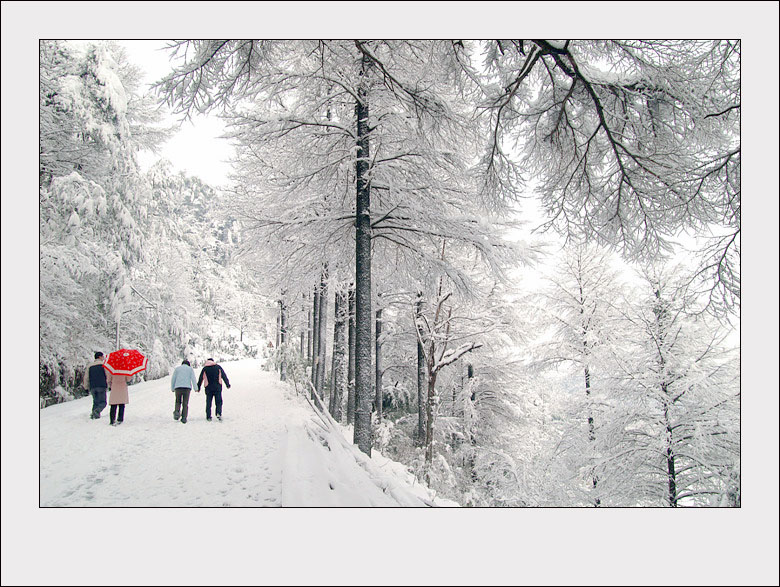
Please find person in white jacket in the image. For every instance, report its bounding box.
[170,359,199,424]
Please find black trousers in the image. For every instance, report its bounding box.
[110,404,125,423]
[205,389,223,418]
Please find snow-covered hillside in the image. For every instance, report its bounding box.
[40,358,457,507]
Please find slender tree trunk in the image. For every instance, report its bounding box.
[375,305,383,421]
[585,364,599,506]
[452,374,458,417]
[467,364,477,483]
[663,389,677,507]
[425,367,437,474]
[580,275,600,507]
[317,265,329,398]
[279,299,287,381]
[654,289,677,507]
[300,299,306,356]
[415,295,426,446]
[311,285,320,400]
[585,367,594,441]
[353,50,373,456]
[275,309,281,357]
[347,285,356,425]
[328,289,338,415]
[280,299,288,381]
[331,290,348,422]
[424,290,444,470]
[449,369,463,451]
[329,354,336,413]
[307,304,313,363]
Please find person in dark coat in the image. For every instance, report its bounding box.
[197,358,230,421]
[82,351,109,419]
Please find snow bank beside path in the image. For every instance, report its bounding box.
[286,390,459,507]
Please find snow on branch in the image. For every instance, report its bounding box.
[435,341,482,372]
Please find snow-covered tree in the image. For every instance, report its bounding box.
[39,41,260,403]
[156,40,526,457]
[598,265,740,506]
[527,244,629,504]
[477,40,740,316]
[40,41,154,395]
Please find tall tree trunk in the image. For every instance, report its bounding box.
[328,288,337,415]
[329,354,336,413]
[425,368,437,475]
[347,285,356,425]
[353,50,373,456]
[307,303,313,363]
[275,308,281,357]
[311,284,320,397]
[316,265,329,398]
[585,364,599,506]
[467,364,478,483]
[300,299,306,356]
[424,289,443,470]
[663,389,677,507]
[415,295,426,446]
[279,298,287,382]
[655,289,677,507]
[585,366,594,441]
[375,304,383,421]
[330,290,348,422]
[452,373,458,416]
[580,275,599,507]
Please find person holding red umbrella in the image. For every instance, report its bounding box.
[107,372,129,426]
[103,349,148,426]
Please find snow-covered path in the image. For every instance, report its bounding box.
[40,359,447,507]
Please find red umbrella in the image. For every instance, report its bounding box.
[104,348,148,376]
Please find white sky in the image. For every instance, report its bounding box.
[118,40,236,188]
[1,2,778,586]
[57,39,236,187]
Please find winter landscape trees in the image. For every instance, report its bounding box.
[39,38,741,507]
[39,41,264,404]
[478,40,741,317]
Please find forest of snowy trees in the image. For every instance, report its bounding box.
[39,39,740,507]
[39,41,268,406]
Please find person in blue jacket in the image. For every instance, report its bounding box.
[170,359,199,424]
[197,358,230,421]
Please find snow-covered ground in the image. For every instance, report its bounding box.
[40,358,457,508]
